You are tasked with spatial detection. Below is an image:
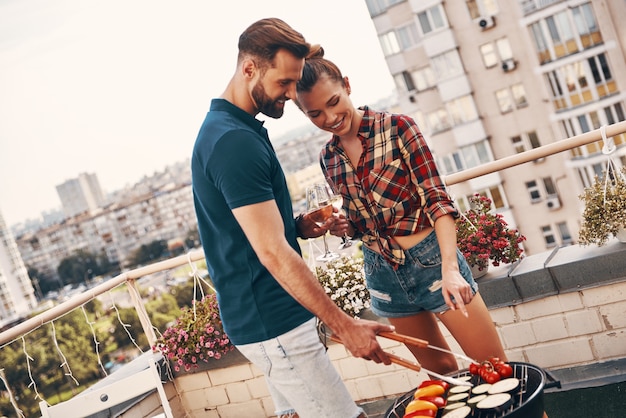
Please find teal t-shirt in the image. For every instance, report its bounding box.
[191,99,313,345]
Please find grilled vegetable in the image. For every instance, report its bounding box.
[414,384,445,398]
[442,405,471,417]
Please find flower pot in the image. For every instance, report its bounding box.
[471,264,489,279]
[616,227,626,243]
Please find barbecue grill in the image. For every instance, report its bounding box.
[385,362,561,418]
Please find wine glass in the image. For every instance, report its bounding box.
[306,184,340,262]
[324,182,355,250]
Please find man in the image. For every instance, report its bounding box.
[191,18,394,418]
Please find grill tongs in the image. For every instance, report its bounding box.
[327,329,474,387]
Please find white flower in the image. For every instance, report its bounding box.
[315,256,370,318]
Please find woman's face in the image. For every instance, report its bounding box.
[296,75,357,137]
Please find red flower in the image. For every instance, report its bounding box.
[456,194,526,271]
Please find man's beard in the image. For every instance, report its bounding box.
[252,81,285,119]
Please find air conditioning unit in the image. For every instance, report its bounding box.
[546,196,561,211]
[502,58,517,72]
[478,16,495,30]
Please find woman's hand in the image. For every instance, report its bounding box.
[441,267,472,317]
[327,212,351,238]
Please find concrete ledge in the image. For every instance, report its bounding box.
[477,240,626,308]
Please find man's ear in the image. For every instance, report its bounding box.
[241,58,257,80]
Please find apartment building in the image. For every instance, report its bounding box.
[364,0,626,254]
[17,182,196,283]
[0,211,37,326]
[55,172,107,218]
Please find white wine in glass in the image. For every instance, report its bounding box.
[324,182,355,250]
[306,184,340,262]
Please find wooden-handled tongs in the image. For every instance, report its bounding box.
[326,330,473,387]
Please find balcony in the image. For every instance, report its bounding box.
[2,122,626,417]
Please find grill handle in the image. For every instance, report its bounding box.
[542,368,562,390]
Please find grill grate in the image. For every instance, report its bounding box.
[385,362,546,418]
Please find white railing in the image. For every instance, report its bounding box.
[1,120,625,416]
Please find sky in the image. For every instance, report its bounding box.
[0,0,395,227]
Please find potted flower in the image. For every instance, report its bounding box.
[456,194,526,274]
[578,165,626,246]
[153,293,234,372]
[315,256,370,318]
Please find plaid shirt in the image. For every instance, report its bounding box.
[321,106,457,267]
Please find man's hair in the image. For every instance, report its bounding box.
[238,18,310,68]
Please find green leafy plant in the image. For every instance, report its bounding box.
[578,166,626,246]
[315,256,370,318]
[456,194,526,271]
[152,293,233,372]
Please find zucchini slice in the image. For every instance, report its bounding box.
[471,383,492,395]
[476,393,512,411]
[488,377,520,394]
[442,405,471,417]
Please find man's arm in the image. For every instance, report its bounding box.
[232,199,394,363]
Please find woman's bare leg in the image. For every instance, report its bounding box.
[387,311,459,375]
[438,292,507,363]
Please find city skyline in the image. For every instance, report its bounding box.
[0,0,395,227]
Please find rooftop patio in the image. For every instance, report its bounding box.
[1,122,625,418]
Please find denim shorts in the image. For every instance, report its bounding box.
[235,318,363,418]
[363,230,478,318]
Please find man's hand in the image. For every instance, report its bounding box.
[329,318,395,365]
[296,212,333,239]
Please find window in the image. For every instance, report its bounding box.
[466,0,499,19]
[526,180,541,201]
[495,38,513,60]
[543,177,557,195]
[511,83,528,107]
[528,3,602,64]
[495,88,513,113]
[541,225,557,247]
[431,50,464,81]
[396,23,420,50]
[395,71,416,92]
[417,5,447,35]
[411,67,436,91]
[567,103,626,158]
[547,10,578,59]
[379,31,400,56]
[573,3,602,49]
[480,43,498,68]
[427,108,451,133]
[447,95,478,125]
[511,131,541,153]
[589,53,616,98]
[557,222,573,244]
[480,38,513,68]
[457,185,506,213]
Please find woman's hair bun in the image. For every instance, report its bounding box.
[306,44,325,60]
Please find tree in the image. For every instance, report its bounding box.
[126,240,168,268]
[57,250,101,286]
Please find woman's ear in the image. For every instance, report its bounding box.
[344,76,351,95]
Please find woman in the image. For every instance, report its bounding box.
[295,47,507,375]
